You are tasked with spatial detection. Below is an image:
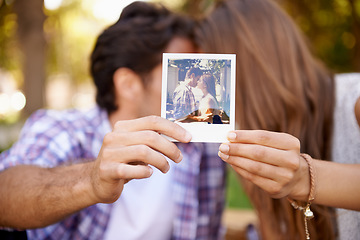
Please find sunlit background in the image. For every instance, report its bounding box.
[1,0,165,148]
[0,0,188,122]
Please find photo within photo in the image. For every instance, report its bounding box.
[162,53,236,142]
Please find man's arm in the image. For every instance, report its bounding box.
[0,116,191,229]
[0,163,96,229]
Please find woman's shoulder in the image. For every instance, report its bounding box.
[204,94,218,108]
[335,73,360,128]
[334,73,360,97]
[335,73,360,84]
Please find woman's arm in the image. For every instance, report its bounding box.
[218,130,360,211]
[312,160,360,210]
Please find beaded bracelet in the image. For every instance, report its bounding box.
[287,153,316,240]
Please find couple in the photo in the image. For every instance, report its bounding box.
[172,67,223,124]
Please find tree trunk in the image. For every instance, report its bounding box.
[349,0,360,72]
[13,0,46,116]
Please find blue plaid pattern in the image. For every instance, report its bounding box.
[172,83,196,120]
[0,106,226,240]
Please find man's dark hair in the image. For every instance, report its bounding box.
[91,1,195,114]
[186,67,203,78]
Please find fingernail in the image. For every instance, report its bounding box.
[218,151,229,160]
[227,132,236,141]
[219,144,230,153]
[164,163,170,173]
[148,167,153,176]
[185,131,192,142]
[176,151,183,163]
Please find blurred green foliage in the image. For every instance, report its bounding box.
[279,0,360,72]
[226,167,253,209]
[43,0,103,85]
[171,0,360,73]
[0,0,106,88]
[0,2,21,78]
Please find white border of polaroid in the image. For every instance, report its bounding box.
[162,53,236,143]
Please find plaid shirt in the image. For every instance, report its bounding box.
[172,82,196,120]
[0,106,226,240]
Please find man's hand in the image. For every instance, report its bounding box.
[90,116,192,203]
[0,116,191,229]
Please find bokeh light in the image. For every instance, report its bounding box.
[92,0,151,23]
[0,91,26,115]
[11,91,26,111]
[44,0,63,11]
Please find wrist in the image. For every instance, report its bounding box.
[288,154,312,201]
[87,160,125,204]
[78,161,101,205]
[287,153,316,240]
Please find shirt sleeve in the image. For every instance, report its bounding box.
[0,110,81,171]
[173,87,195,119]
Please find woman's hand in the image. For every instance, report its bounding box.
[218,130,310,200]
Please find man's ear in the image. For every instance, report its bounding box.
[113,68,143,101]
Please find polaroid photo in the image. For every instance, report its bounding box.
[161,53,236,143]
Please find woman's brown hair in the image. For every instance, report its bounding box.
[196,0,336,239]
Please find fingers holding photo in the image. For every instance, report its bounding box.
[108,129,184,164]
[99,116,191,176]
[218,130,303,198]
[219,140,300,170]
[92,117,191,203]
[226,130,300,151]
[114,115,192,143]
[100,143,171,175]
[219,129,301,170]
